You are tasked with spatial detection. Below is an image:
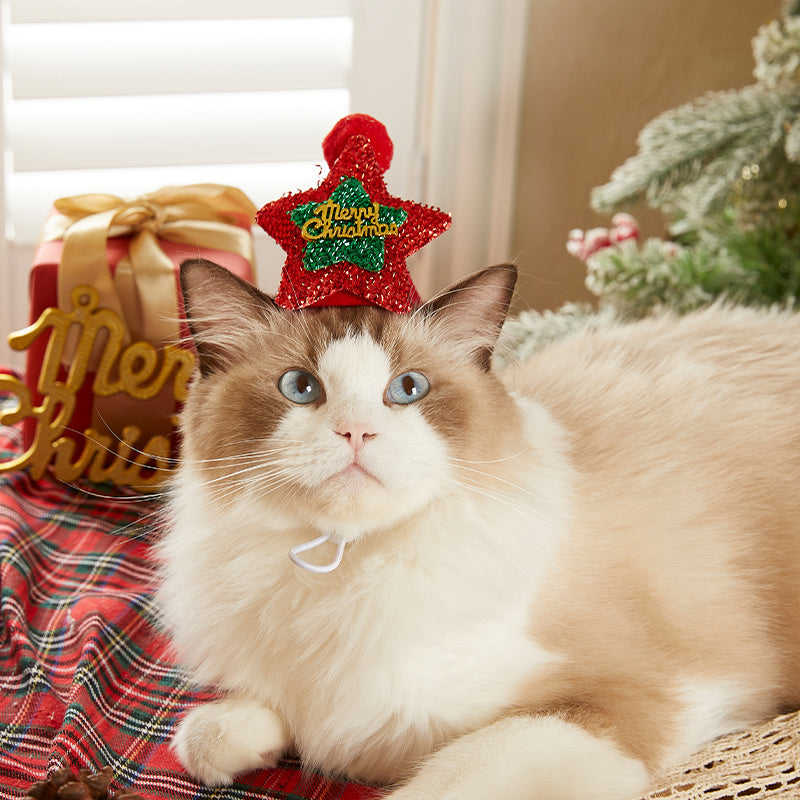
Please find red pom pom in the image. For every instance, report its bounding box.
[322,113,394,173]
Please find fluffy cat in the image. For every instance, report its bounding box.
[157,258,800,800]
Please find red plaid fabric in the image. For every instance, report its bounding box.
[0,399,383,800]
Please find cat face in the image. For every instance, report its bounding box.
[177,260,521,542]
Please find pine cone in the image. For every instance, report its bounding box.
[25,767,145,800]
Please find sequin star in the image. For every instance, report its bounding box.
[256,133,451,312]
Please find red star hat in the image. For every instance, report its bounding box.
[256,114,451,313]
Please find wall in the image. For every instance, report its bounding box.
[511,0,782,312]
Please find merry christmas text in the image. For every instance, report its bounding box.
[0,286,195,489]
[300,200,400,241]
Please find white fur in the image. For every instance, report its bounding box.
[386,715,649,800]
[666,678,766,764]
[172,698,289,786]
[271,333,452,540]
[159,334,571,784]
[161,462,566,782]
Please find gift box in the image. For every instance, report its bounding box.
[0,184,256,490]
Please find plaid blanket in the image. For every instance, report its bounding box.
[0,412,382,800]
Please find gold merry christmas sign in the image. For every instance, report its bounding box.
[0,285,195,490]
[0,184,256,491]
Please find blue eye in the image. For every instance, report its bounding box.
[387,371,430,405]
[278,370,321,404]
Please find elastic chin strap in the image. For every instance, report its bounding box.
[289,533,346,574]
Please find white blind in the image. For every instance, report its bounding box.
[4,0,353,245]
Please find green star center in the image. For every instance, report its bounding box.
[290,177,407,272]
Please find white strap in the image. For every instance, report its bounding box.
[289,533,346,574]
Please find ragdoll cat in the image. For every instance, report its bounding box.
[157,257,800,800]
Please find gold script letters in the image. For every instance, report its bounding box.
[0,286,195,489]
[300,200,400,241]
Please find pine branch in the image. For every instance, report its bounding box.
[591,84,800,224]
[498,303,616,363]
[783,0,800,19]
[785,116,800,159]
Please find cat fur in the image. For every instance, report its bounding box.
[156,259,800,800]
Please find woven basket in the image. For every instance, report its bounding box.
[642,710,800,799]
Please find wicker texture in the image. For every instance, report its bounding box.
[642,711,800,799]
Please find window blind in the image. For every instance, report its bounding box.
[4,0,353,245]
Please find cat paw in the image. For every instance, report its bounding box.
[172,698,290,786]
[380,715,649,800]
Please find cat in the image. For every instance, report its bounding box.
[157,257,800,800]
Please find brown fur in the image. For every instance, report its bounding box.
[507,306,800,769]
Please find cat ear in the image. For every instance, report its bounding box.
[421,264,517,370]
[179,258,280,377]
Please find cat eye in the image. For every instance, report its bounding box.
[278,370,322,404]
[386,371,430,405]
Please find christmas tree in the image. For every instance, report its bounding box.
[565,0,800,319]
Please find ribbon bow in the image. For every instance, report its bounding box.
[41,184,256,347]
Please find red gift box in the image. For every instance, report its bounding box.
[1,184,256,490]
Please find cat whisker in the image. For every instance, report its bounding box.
[69,415,182,468]
[191,459,331,503]
[62,479,171,505]
[442,475,531,517]
[187,454,269,470]
[112,508,170,540]
[54,429,177,487]
[197,463,289,488]
[447,446,533,466]
[185,438,325,465]
[447,460,541,502]
[43,478,168,541]
[183,445,305,471]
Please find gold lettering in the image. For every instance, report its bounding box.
[117,342,159,397]
[315,199,336,224]
[0,285,193,489]
[85,425,171,488]
[301,218,326,241]
[161,346,195,403]
[300,201,401,242]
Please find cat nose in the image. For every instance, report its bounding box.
[335,424,377,453]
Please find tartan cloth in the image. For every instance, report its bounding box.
[0,401,383,800]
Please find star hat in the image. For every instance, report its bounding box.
[256,114,451,313]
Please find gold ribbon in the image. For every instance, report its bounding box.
[40,184,257,347]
